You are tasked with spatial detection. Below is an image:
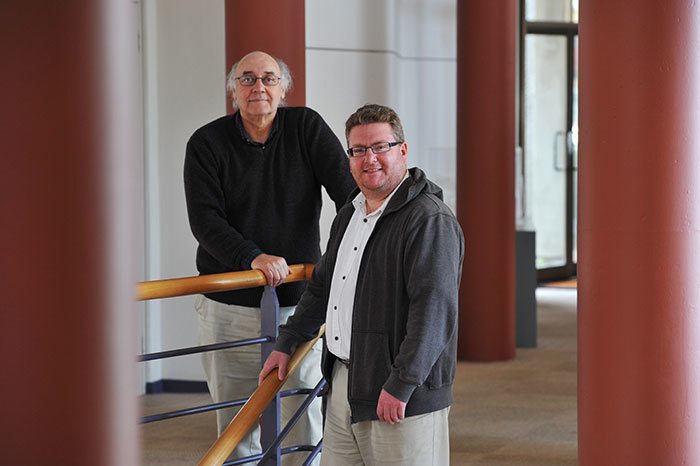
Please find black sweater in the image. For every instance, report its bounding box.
[184,107,356,307]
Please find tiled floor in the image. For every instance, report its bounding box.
[141,287,578,465]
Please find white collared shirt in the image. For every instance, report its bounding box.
[326,174,409,360]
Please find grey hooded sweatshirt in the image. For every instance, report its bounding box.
[275,167,465,423]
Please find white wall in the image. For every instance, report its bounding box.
[306,0,457,211]
[141,0,456,384]
[141,0,225,383]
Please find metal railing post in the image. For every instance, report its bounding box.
[257,379,326,465]
[259,286,280,465]
[137,267,320,465]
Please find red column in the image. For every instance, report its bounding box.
[578,0,700,464]
[456,0,517,361]
[0,1,139,464]
[225,0,306,113]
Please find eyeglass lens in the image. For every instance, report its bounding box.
[349,142,399,157]
[237,74,280,86]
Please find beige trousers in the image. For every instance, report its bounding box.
[321,360,450,466]
[196,295,323,466]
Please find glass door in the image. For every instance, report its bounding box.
[521,1,578,281]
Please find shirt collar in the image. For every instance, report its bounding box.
[352,171,410,217]
[233,110,279,147]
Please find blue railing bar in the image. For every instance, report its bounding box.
[140,387,323,424]
[221,445,316,466]
[279,388,319,397]
[257,379,327,465]
[138,336,271,362]
[301,440,323,466]
[140,396,248,424]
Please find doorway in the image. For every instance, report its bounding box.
[520,0,579,282]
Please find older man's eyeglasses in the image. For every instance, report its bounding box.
[346,141,402,158]
[235,74,281,87]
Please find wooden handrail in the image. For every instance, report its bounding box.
[136,264,315,301]
[199,325,326,466]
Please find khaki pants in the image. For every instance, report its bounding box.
[321,360,450,466]
[196,295,323,466]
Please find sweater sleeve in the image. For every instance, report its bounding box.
[184,133,263,270]
[382,210,465,402]
[303,108,356,211]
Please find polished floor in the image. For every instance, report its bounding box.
[141,287,577,465]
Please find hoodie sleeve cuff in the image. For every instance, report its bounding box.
[274,332,299,356]
[382,371,418,403]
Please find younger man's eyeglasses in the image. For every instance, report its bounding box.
[346,141,402,158]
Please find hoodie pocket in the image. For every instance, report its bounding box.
[349,331,392,402]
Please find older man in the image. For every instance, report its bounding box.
[261,104,464,465]
[184,51,355,464]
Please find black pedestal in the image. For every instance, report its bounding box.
[516,230,537,347]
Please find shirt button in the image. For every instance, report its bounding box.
[334,306,337,310]
[342,276,346,280]
[334,336,339,341]
[354,247,358,251]
[363,219,368,223]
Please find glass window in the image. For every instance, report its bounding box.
[525,0,578,23]
[524,34,568,269]
[572,35,578,265]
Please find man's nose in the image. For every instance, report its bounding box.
[252,78,266,91]
[363,149,378,163]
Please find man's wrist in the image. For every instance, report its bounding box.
[243,248,264,269]
[383,372,416,403]
[274,332,298,355]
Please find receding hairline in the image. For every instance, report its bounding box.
[237,51,281,74]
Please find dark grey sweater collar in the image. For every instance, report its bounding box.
[233,109,280,147]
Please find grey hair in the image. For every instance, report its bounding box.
[226,54,293,108]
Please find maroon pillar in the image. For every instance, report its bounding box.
[225,0,306,113]
[456,0,516,361]
[0,1,139,464]
[578,0,700,464]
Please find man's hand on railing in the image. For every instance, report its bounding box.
[258,350,291,385]
[251,254,293,287]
